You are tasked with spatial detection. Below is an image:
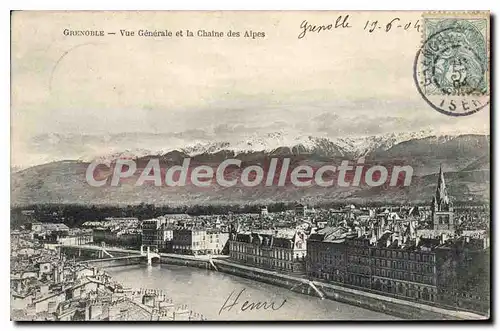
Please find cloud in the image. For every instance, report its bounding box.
[10,12,490,168]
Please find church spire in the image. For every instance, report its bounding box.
[435,164,451,210]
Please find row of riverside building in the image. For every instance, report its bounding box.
[229,229,307,275]
[227,167,490,315]
[305,224,489,313]
[141,216,230,255]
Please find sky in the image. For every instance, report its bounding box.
[11,11,490,168]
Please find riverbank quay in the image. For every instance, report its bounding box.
[80,248,486,320]
[211,259,486,320]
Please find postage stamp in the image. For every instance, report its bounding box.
[414,12,490,116]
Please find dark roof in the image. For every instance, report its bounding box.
[376,232,393,247]
[40,223,69,231]
[233,231,295,249]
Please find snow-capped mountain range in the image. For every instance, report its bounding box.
[91,129,448,163]
[12,130,490,206]
[14,129,488,171]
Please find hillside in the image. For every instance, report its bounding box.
[11,133,490,206]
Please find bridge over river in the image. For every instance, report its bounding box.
[57,244,224,267]
[58,244,161,265]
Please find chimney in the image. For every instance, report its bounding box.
[59,265,65,283]
[370,230,377,245]
[53,266,59,283]
[85,303,91,321]
[409,220,416,239]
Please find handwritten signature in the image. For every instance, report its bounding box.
[219,288,287,315]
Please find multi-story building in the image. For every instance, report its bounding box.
[206,229,229,255]
[367,234,440,302]
[229,229,307,274]
[170,228,207,255]
[141,218,173,252]
[31,223,70,234]
[345,235,373,289]
[116,230,142,248]
[307,226,352,283]
[434,236,490,313]
[307,225,488,310]
[56,229,94,246]
[306,168,490,314]
[31,223,70,243]
[30,223,94,246]
[167,227,229,255]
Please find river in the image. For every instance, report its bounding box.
[106,264,400,321]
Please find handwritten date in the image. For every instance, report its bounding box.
[363,18,421,33]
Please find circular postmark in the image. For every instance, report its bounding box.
[414,19,489,116]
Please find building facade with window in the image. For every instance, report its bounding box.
[307,225,489,313]
[169,228,206,255]
[206,229,229,255]
[307,226,352,283]
[229,229,307,274]
[141,218,173,252]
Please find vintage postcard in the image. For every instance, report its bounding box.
[10,11,490,321]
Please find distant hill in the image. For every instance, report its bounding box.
[11,133,490,206]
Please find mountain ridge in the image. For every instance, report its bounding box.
[86,131,489,166]
[11,132,490,206]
